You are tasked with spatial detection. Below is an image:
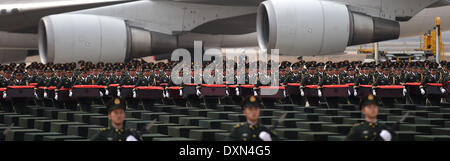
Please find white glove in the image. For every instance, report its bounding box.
[258,131,272,141]
[253,90,258,96]
[69,91,73,97]
[372,90,376,96]
[380,130,392,141]
[196,89,201,96]
[34,91,38,98]
[179,89,183,96]
[318,90,322,97]
[44,91,48,98]
[55,93,58,100]
[403,88,407,96]
[105,89,109,96]
[2,92,6,99]
[441,87,446,94]
[117,89,121,97]
[165,90,169,98]
[126,135,138,141]
[283,90,287,97]
[236,87,240,96]
[420,88,425,95]
[300,89,304,96]
[354,89,357,96]
[226,89,229,96]
[348,90,351,96]
[133,90,136,98]
[100,91,104,97]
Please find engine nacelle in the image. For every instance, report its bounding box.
[38,14,177,63]
[257,0,400,56]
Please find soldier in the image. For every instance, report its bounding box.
[420,65,444,106]
[319,67,343,108]
[97,68,113,104]
[36,67,56,107]
[135,67,155,110]
[227,96,278,141]
[56,68,77,110]
[120,67,139,109]
[74,69,94,111]
[91,98,143,141]
[301,65,320,106]
[283,65,305,106]
[346,95,396,141]
[24,66,38,84]
[373,67,395,108]
[343,67,358,104]
[7,70,28,113]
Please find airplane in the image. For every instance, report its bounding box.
[0,0,449,63]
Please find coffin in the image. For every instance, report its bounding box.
[375,85,404,98]
[258,86,285,99]
[424,83,443,95]
[168,87,183,99]
[182,84,198,97]
[303,85,318,97]
[286,83,301,96]
[7,86,35,98]
[405,83,421,95]
[107,84,119,97]
[239,85,255,98]
[200,84,227,97]
[135,86,164,99]
[120,85,135,98]
[72,85,105,98]
[322,85,349,97]
[357,85,373,97]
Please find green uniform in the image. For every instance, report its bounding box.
[346,121,396,141]
[227,122,279,141]
[301,73,320,106]
[91,127,143,141]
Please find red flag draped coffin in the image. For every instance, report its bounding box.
[357,85,373,97]
[108,84,119,97]
[7,86,35,98]
[56,88,71,101]
[239,85,255,98]
[303,85,318,97]
[168,86,183,99]
[200,84,227,97]
[72,85,104,98]
[322,85,349,97]
[135,86,164,99]
[119,85,135,98]
[258,86,285,99]
[286,83,300,95]
[405,83,421,95]
[425,83,443,95]
[182,84,198,97]
[375,85,404,98]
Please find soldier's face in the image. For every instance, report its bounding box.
[144,71,150,76]
[116,71,122,76]
[38,70,44,75]
[243,107,260,122]
[16,74,22,80]
[93,70,99,75]
[362,104,378,119]
[108,109,125,126]
[56,71,62,77]
[45,72,52,77]
[129,71,136,76]
[67,72,73,77]
[27,70,33,75]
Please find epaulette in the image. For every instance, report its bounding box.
[354,123,361,127]
[100,128,109,131]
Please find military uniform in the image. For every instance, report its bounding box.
[74,72,95,111]
[301,71,320,106]
[227,96,279,141]
[346,95,397,141]
[91,98,143,141]
[120,70,139,109]
[373,70,396,108]
[420,68,443,106]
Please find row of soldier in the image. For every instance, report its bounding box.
[0,60,449,114]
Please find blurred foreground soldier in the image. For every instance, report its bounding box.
[91,98,142,141]
[227,96,278,141]
[346,95,396,141]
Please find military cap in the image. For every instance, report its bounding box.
[107,98,126,113]
[359,94,377,110]
[241,95,262,110]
